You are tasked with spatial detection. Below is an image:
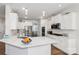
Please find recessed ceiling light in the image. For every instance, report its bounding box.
[22,7,25,10]
[58,4,62,7]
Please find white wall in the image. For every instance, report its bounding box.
[0,17,5,38]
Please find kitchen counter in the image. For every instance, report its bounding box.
[0,37,55,55]
[1,36,75,55]
[47,33,77,54]
[0,37,55,48]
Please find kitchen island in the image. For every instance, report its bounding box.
[0,37,55,55]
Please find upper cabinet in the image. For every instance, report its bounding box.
[51,12,77,29]
[9,13,18,29]
[54,14,62,24]
[5,5,18,35]
[61,12,77,29]
[40,19,47,27]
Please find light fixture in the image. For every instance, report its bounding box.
[39,11,46,19]
[25,8,28,15]
[42,11,46,16]
[22,7,28,15]
[22,7,26,10]
[58,4,62,7]
[22,7,28,19]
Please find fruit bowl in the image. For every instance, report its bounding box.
[21,37,32,44]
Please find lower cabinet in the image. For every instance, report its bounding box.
[6,44,28,55]
[6,44,51,55]
[28,44,51,55]
[0,42,5,55]
[52,39,76,55]
[48,34,76,55]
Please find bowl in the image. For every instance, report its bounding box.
[21,37,32,44]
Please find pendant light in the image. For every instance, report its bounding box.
[22,7,28,19]
[40,10,46,19]
[42,11,46,17]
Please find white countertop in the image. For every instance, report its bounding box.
[0,37,55,48]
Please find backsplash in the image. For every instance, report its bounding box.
[47,29,77,38]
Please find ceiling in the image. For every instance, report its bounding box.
[0,3,78,20]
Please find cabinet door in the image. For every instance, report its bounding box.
[40,19,47,27]
[61,13,72,29]
[9,13,18,29]
[68,39,76,54]
[61,12,76,29]
[0,42,5,55]
[28,44,51,55]
[54,14,62,23]
[6,44,28,55]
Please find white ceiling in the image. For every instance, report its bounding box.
[0,3,78,20]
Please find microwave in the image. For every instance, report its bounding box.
[51,23,60,29]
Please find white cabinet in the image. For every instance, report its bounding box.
[47,34,76,54]
[6,44,51,55]
[32,21,39,32]
[5,13,18,35]
[40,19,47,36]
[61,12,76,29]
[54,14,62,23]
[6,44,28,55]
[28,44,51,55]
[53,38,76,54]
[40,19,47,27]
[51,16,55,24]
[5,5,18,35]
[50,14,62,24]
[9,13,18,29]
[68,39,76,54]
[51,12,77,29]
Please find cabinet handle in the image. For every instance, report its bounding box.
[63,12,70,15]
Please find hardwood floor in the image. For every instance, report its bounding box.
[0,42,5,55]
[51,45,67,55]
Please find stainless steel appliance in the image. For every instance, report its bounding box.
[42,27,45,36]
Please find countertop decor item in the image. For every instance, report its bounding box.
[21,37,32,44]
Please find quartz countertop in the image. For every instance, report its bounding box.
[0,37,55,48]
